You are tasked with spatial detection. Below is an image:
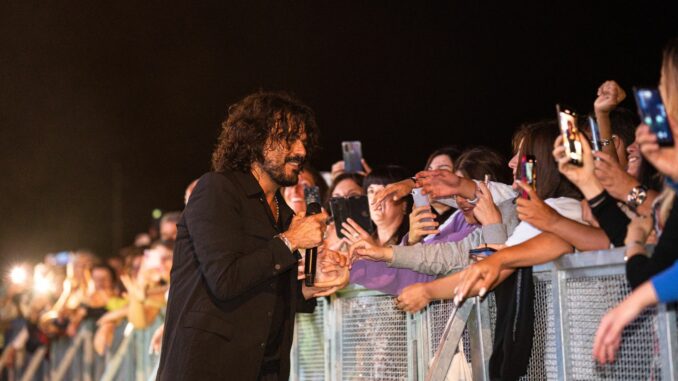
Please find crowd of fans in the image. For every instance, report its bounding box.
[2,37,678,380]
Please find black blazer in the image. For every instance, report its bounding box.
[157,171,315,381]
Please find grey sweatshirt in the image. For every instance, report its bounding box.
[389,198,519,275]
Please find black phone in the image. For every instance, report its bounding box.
[520,155,536,199]
[342,141,363,173]
[633,87,674,147]
[303,186,322,214]
[329,195,374,238]
[557,104,584,166]
[588,116,602,152]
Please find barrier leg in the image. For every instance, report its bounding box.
[468,296,492,381]
[425,299,474,381]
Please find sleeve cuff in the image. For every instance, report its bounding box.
[389,245,413,268]
[482,223,507,244]
[270,238,300,275]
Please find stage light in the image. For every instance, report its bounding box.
[10,266,28,285]
[152,209,162,219]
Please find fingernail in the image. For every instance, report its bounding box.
[479,288,487,297]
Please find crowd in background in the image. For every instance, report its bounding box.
[2,37,678,380]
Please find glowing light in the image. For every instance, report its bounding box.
[10,267,28,285]
[34,276,53,294]
[152,209,162,219]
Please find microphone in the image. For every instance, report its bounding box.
[303,186,322,287]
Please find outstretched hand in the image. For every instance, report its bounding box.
[415,170,463,199]
[453,256,502,305]
[371,178,416,207]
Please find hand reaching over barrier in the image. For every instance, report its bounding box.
[395,283,432,313]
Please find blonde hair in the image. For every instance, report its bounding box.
[657,186,675,228]
[661,37,678,123]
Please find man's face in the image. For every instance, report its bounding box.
[260,135,307,187]
[160,221,177,241]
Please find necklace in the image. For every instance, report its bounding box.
[273,195,280,222]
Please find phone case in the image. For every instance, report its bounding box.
[342,141,363,173]
[633,87,674,147]
[329,196,374,238]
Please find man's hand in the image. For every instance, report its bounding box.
[594,80,626,114]
[302,261,350,299]
[407,206,440,245]
[515,181,560,231]
[416,170,462,199]
[472,182,502,225]
[371,178,416,207]
[396,283,431,313]
[284,212,329,250]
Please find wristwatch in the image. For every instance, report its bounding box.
[626,185,648,212]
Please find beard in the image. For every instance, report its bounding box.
[261,155,305,187]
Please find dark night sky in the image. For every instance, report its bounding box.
[1,2,677,264]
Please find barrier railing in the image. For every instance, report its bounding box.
[3,247,677,380]
[290,246,678,380]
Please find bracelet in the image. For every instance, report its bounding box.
[276,233,294,253]
[599,134,617,147]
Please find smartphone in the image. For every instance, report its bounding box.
[303,186,322,215]
[342,141,363,173]
[588,116,602,152]
[329,195,374,238]
[520,155,536,199]
[411,188,435,231]
[633,87,674,147]
[469,247,497,261]
[557,105,584,166]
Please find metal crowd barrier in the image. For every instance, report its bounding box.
[0,317,163,381]
[290,247,678,380]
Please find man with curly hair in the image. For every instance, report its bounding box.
[157,91,341,381]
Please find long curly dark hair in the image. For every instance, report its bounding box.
[211,91,319,173]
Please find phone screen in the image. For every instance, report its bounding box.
[342,141,363,173]
[633,87,674,146]
[557,105,584,166]
[588,116,602,152]
[520,155,536,199]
